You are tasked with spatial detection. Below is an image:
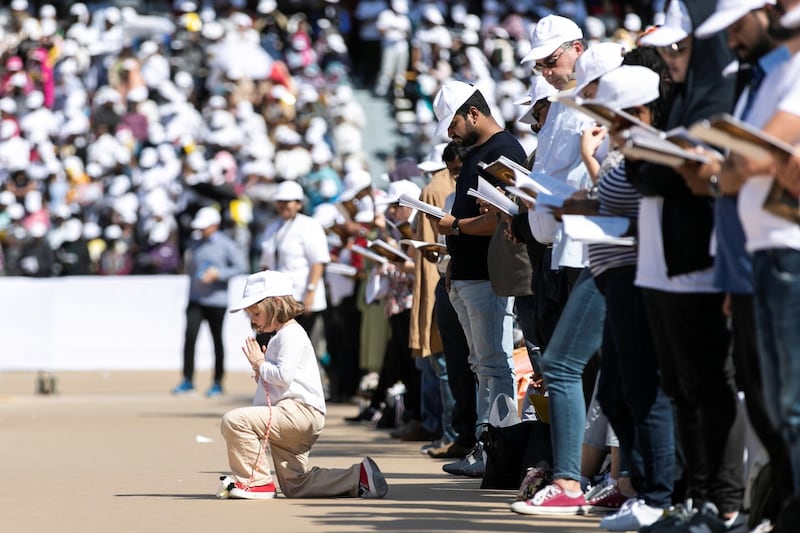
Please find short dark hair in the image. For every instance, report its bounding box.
[454,90,491,119]
[443,141,466,163]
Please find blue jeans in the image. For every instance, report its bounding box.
[417,354,457,442]
[595,267,674,508]
[449,279,515,437]
[540,269,605,481]
[753,249,800,493]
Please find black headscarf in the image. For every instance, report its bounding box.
[627,0,735,277]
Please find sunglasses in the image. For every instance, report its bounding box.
[534,42,571,73]
[656,39,691,58]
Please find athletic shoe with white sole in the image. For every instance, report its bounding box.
[510,483,586,515]
[359,457,388,498]
[599,498,664,531]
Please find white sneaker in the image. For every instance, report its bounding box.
[600,498,664,531]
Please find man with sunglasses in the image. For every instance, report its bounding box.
[510,15,607,516]
[626,0,745,530]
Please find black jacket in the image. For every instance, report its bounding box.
[626,0,735,277]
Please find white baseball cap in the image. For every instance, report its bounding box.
[339,169,373,202]
[433,81,477,138]
[696,0,775,38]
[417,142,448,173]
[229,270,294,313]
[588,65,661,110]
[639,0,692,47]
[379,179,422,204]
[517,76,558,124]
[572,42,625,96]
[521,15,584,63]
[190,206,221,229]
[273,180,304,202]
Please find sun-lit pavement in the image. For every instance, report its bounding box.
[0,370,602,533]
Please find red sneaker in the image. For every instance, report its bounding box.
[229,481,277,500]
[510,483,585,515]
[584,482,629,514]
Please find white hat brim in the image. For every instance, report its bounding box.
[638,26,689,47]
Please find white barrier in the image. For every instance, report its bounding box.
[0,275,255,372]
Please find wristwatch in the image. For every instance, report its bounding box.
[708,175,722,198]
[450,218,460,236]
[306,282,317,292]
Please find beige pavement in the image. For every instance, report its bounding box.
[0,371,602,533]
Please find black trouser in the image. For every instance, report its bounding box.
[642,289,744,514]
[730,294,793,518]
[183,302,226,384]
[435,278,477,449]
[535,252,582,353]
[369,310,419,419]
[324,288,362,402]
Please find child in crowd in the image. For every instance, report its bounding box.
[217,270,388,500]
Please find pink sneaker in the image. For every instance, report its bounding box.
[510,483,586,515]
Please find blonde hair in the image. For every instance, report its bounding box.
[254,295,304,324]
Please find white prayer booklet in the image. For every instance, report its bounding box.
[552,93,659,134]
[399,239,448,254]
[478,155,531,186]
[561,214,635,246]
[688,113,794,161]
[516,172,578,203]
[350,244,388,264]
[398,193,446,219]
[467,177,520,216]
[325,263,359,277]
[621,127,714,168]
[368,239,413,264]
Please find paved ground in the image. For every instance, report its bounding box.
[0,370,602,533]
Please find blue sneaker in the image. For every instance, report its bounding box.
[206,382,223,397]
[172,380,195,395]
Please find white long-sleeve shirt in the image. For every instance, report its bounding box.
[253,321,326,416]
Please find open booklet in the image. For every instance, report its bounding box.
[620,126,716,168]
[399,239,448,254]
[509,172,578,210]
[467,176,520,216]
[551,93,659,134]
[350,243,388,264]
[325,262,359,277]
[478,155,530,186]
[368,239,413,264]
[689,113,799,223]
[561,214,635,246]
[385,218,414,239]
[398,193,446,219]
[688,113,794,161]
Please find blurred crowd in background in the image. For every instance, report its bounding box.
[0,0,656,278]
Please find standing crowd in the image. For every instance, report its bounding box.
[4,0,800,531]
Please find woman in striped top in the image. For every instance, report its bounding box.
[570,56,678,531]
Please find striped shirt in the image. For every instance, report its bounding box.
[588,151,640,277]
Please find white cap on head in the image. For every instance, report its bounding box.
[588,65,661,110]
[696,0,775,38]
[229,270,294,312]
[522,15,584,63]
[380,179,422,204]
[624,13,643,32]
[573,42,625,96]
[517,76,558,124]
[782,4,800,29]
[273,180,304,202]
[190,206,221,229]
[639,0,692,47]
[433,81,477,138]
[339,169,372,202]
[418,142,449,173]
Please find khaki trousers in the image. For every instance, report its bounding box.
[221,398,361,497]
